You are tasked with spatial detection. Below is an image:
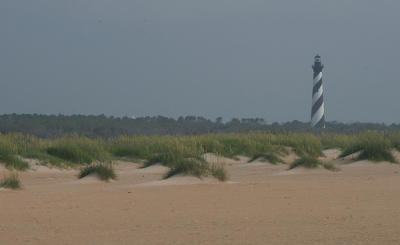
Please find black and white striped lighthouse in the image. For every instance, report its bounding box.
[311,55,325,128]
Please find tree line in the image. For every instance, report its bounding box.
[0,114,397,138]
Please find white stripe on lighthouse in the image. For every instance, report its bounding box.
[313,72,322,85]
[311,102,325,126]
[312,84,323,104]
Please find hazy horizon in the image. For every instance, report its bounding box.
[0,113,396,125]
[1,1,399,123]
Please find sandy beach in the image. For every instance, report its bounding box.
[1,150,400,245]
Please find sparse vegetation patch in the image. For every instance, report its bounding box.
[0,146,29,171]
[209,163,228,181]
[340,132,396,163]
[248,153,283,164]
[0,173,21,189]
[79,163,116,181]
[289,156,322,169]
[164,157,209,179]
[46,136,109,165]
[323,163,340,171]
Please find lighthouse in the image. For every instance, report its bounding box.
[311,55,325,128]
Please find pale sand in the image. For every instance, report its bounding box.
[320,148,342,162]
[1,153,400,245]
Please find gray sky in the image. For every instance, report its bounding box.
[1,0,399,123]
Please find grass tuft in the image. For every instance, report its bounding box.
[248,153,283,164]
[47,146,92,164]
[163,157,228,181]
[209,163,228,181]
[21,150,66,168]
[78,163,116,181]
[0,147,29,171]
[164,158,208,179]
[358,144,395,163]
[340,132,396,163]
[323,163,340,171]
[0,173,21,189]
[289,156,322,169]
[142,153,169,168]
[46,136,109,165]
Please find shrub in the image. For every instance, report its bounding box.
[0,173,21,189]
[79,163,116,181]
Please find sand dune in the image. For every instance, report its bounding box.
[1,150,400,245]
[320,148,342,162]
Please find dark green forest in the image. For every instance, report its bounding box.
[0,114,397,138]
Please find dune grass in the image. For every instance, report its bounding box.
[163,157,228,181]
[289,156,322,169]
[388,132,400,152]
[323,162,340,171]
[289,156,340,171]
[339,132,396,163]
[0,173,21,189]
[1,131,400,179]
[248,153,283,164]
[0,146,29,171]
[78,163,116,181]
[164,157,208,179]
[47,136,110,165]
[272,133,323,157]
[20,150,66,167]
[209,163,228,181]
